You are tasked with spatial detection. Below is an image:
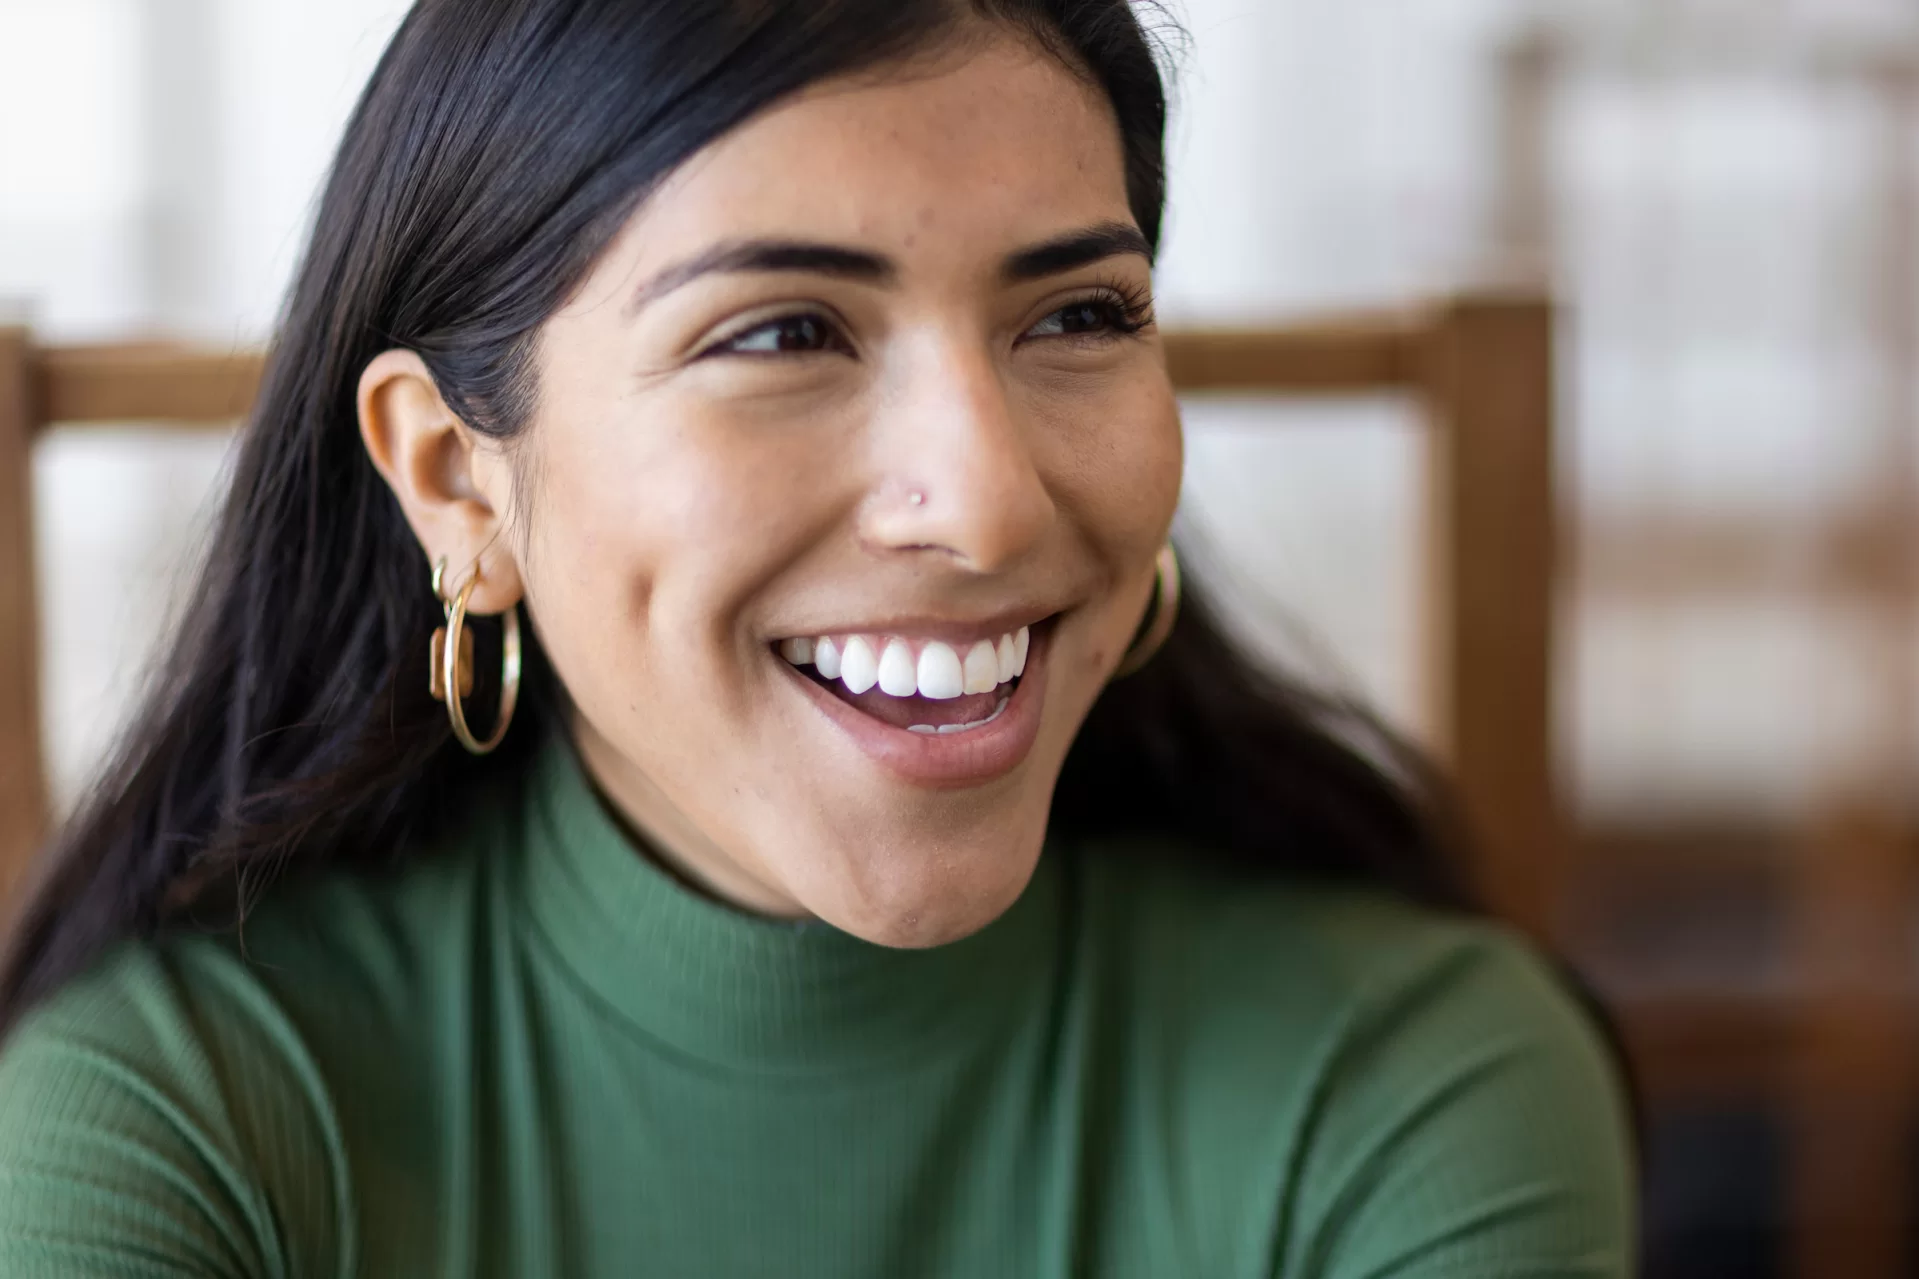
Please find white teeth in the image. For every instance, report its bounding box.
[839,636,879,694]
[962,640,999,694]
[917,641,964,699]
[813,636,842,679]
[877,638,918,697]
[799,627,1031,699]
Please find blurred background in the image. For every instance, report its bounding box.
[5,0,1919,1274]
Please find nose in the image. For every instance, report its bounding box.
[860,342,1054,573]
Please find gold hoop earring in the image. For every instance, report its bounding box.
[429,557,521,755]
[1112,543,1181,680]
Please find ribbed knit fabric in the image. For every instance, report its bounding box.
[0,735,1633,1277]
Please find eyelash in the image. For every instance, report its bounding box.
[700,280,1156,360]
[1026,278,1156,344]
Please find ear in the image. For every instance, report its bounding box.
[358,349,524,614]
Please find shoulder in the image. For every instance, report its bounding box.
[1077,839,1582,1047]
[1074,842,1636,1277]
[0,931,351,1276]
[0,834,499,1276]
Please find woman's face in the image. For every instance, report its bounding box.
[499,34,1178,944]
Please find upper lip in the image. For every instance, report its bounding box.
[768,608,1057,647]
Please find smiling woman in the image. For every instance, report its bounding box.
[0,1,1632,1276]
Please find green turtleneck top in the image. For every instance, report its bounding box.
[0,736,1633,1277]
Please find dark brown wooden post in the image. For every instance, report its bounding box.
[0,328,46,906]
[1418,295,1560,941]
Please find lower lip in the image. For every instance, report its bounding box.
[780,628,1050,788]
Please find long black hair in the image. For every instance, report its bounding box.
[0,0,1475,1031]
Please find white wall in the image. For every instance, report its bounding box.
[3,0,409,804]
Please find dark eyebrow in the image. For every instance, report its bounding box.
[626,220,1152,317]
[627,241,894,316]
[1001,220,1153,283]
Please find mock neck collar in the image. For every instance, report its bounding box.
[513,731,1064,1073]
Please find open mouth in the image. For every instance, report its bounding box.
[774,624,1032,736]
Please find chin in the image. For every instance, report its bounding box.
[791,815,1050,949]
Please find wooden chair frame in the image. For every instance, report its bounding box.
[1500,26,1919,1278]
[0,294,1558,937]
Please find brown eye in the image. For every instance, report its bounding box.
[712,313,850,357]
[1055,301,1117,335]
[1024,289,1154,342]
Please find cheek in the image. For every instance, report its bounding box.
[1039,372,1182,562]
[515,395,845,695]
[1024,371,1181,683]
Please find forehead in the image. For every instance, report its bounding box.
[608,34,1132,275]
